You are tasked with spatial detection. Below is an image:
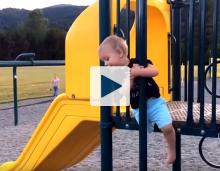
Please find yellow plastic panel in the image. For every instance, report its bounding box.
[65,0,170,101]
[147,4,170,101]
[65,2,99,100]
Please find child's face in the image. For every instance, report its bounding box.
[99,44,128,66]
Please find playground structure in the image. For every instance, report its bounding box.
[0,0,220,171]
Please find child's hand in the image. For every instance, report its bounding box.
[131,64,143,79]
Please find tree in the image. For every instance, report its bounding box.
[26,9,48,33]
[0,30,15,60]
[180,0,216,65]
[25,9,48,54]
[42,28,66,60]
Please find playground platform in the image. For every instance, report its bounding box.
[0,97,220,171]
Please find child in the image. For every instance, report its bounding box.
[52,74,60,97]
[99,35,176,165]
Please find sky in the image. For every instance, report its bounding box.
[0,0,96,10]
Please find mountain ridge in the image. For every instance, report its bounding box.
[0,4,87,30]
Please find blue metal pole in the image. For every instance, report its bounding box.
[210,0,219,129]
[171,1,182,168]
[125,0,131,128]
[169,1,185,170]
[183,6,189,102]
[198,0,206,129]
[99,1,112,171]
[115,0,121,124]
[13,66,18,126]
[171,2,181,101]
[126,0,130,51]
[116,0,121,35]
[136,0,147,170]
[186,0,195,127]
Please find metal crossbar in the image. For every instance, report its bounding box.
[0,60,64,67]
[113,101,220,135]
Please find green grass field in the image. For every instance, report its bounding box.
[0,66,65,103]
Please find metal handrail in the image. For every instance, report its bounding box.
[199,136,220,168]
[0,59,65,126]
[0,60,65,67]
[204,60,220,98]
[14,52,35,61]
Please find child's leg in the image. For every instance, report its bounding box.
[53,87,56,96]
[161,124,176,165]
[132,108,154,132]
[148,97,176,165]
[53,87,58,96]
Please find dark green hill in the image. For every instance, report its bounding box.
[0,8,29,30]
[0,5,87,30]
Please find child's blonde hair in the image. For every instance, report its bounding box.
[99,35,128,57]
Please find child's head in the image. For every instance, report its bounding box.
[99,35,129,66]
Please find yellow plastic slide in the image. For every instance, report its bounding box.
[0,94,100,170]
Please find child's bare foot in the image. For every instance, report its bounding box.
[165,149,176,166]
[161,124,176,166]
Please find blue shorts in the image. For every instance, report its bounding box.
[132,97,172,131]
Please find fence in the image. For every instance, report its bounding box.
[0,54,64,125]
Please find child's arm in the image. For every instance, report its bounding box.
[131,63,158,78]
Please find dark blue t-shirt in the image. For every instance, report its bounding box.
[129,58,160,109]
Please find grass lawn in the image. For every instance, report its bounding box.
[0,66,65,103]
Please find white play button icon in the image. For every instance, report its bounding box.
[90,66,130,106]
